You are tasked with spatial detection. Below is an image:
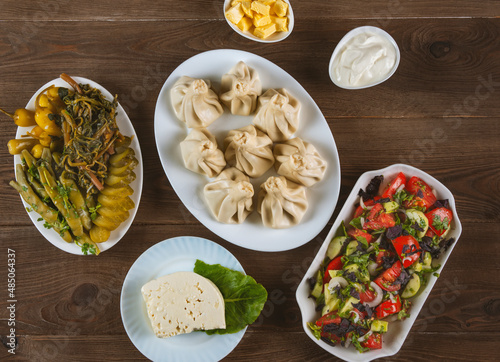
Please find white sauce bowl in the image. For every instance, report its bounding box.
[329,26,400,90]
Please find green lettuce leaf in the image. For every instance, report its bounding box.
[194,259,268,335]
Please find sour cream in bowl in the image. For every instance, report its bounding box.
[329,26,400,89]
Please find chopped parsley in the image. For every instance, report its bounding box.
[432,215,450,231]
[88,203,101,220]
[80,242,97,255]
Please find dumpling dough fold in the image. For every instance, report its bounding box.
[253,88,301,142]
[204,168,254,224]
[273,137,327,187]
[257,176,308,229]
[180,128,226,178]
[224,125,274,178]
[171,76,223,128]
[220,61,262,116]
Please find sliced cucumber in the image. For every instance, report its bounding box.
[345,240,359,256]
[440,227,451,239]
[383,201,399,213]
[344,263,359,274]
[322,296,341,316]
[339,296,360,317]
[410,261,423,272]
[310,270,323,299]
[402,273,421,298]
[344,264,370,283]
[367,260,379,276]
[321,304,330,316]
[324,282,342,306]
[421,251,433,271]
[327,236,348,259]
[371,320,389,333]
[328,269,343,279]
[324,283,332,304]
[406,209,429,238]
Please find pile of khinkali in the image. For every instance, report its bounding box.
[170,61,328,228]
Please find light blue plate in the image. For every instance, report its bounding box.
[120,236,247,362]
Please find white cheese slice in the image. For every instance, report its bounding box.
[141,271,226,338]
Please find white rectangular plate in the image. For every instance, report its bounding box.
[295,163,462,361]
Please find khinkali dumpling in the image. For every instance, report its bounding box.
[224,125,274,178]
[220,61,262,116]
[203,168,254,224]
[253,88,301,142]
[257,176,308,229]
[171,76,223,128]
[180,128,226,178]
[273,137,327,187]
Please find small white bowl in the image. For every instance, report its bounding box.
[329,26,400,90]
[223,0,294,43]
[296,164,462,362]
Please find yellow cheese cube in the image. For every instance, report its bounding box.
[225,3,245,25]
[254,23,277,39]
[273,0,288,17]
[241,1,254,19]
[237,16,253,32]
[251,1,271,16]
[252,13,271,27]
[231,0,244,6]
[261,0,276,5]
[271,15,288,32]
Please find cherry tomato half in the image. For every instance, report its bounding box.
[381,172,406,199]
[364,203,396,230]
[348,228,374,244]
[361,332,383,350]
[315,311,342,327]
[374,260,402,292]
[353,196,380,218]
[375,295,402,319]
[324,256,343,284]
[405,176,437,211]
[391,235,421,268]
[358,286,376,304]
[426,207,453,237]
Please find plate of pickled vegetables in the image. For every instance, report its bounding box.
[3,74,143,255]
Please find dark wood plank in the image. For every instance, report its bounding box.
[0,19,499,118]
[0,0,499,21]
[3,331,500,361]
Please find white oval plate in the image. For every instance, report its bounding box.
[14,76,143,255]
[296,164,462,361]
[120,236,247,362]
[154,49,341,252]
[223,0,294,43]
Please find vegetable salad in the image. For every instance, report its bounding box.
[307,172,455,353]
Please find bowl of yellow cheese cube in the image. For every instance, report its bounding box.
[224,0,294,43]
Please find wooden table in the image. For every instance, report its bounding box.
[1,1,499,361]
